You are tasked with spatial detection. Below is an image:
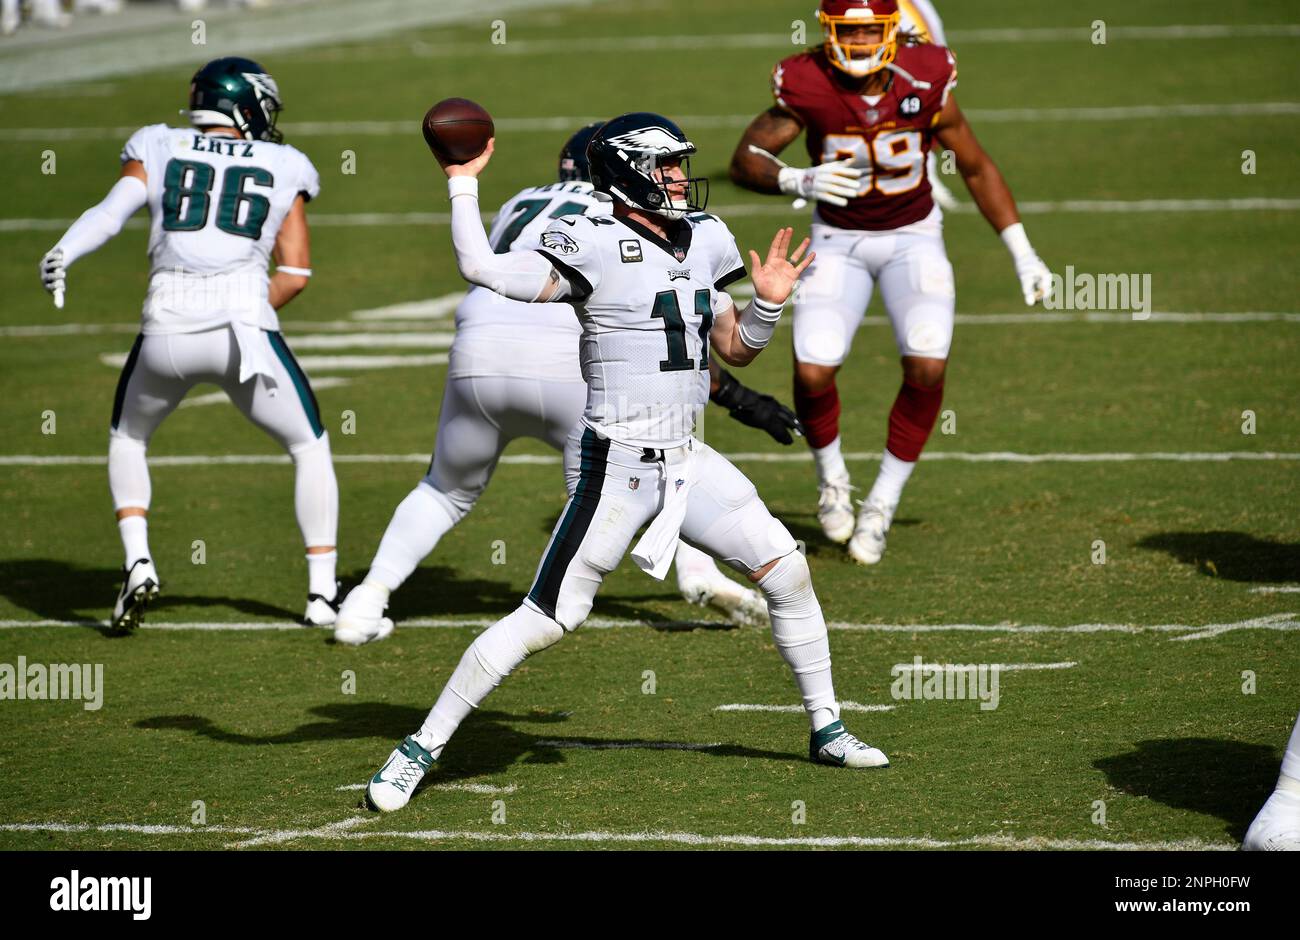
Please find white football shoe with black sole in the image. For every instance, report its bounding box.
[366,736,437,812]
[303,592,340,627]
[112,558,160,633]
[679,573,769,627]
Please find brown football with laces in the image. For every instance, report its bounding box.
[421,98,494,163]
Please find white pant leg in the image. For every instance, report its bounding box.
[221,329,326,451]
[527,429,660,629]
[874,226,955,360]
[792,224,876,367]
[678,442,799,573]
[108,333,202,511]
[423,374,585,520]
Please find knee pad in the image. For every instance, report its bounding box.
[473,602,565,679]
[757,550,816,612]
[417,476,476,525]
[108,431,151,511]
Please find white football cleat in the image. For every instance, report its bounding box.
[1242,778,1300,851]
[679,573,769,626]
[366,736,436,813]
[847,500,890,566]
[817,474,855,544]
[333,581,395,645]
[810,719,890,768]
[303,593,339,627]
[112,558,160,633]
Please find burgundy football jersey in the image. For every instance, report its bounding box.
[771,42,958,231]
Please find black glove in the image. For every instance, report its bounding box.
[711,368,804,446]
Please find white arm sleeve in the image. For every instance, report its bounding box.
[448,176,570,302]
[54,175,148,267]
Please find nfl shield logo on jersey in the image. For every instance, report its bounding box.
[672,247,687,262]
[628,476,640,490]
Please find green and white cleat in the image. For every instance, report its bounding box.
[810,719,889,768]
[365,736,436,813]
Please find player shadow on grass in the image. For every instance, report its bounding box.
[1137,531,1300,583]
[134,705,798,790]
[366,564,741,631]
[0,558,297,629]
[1093,737,1280,841]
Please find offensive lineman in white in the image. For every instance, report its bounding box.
[366,113,889,813]
[38,57,341,631]
[334,124,795,645]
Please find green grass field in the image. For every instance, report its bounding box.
[0,0,1297,850]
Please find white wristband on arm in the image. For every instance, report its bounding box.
[276,266,312,277]
[447,176,479,200]
[999,221,1036,262]
[737,295,785,350]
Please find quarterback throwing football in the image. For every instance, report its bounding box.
[367,114,889,813]
[730,0,1053,565]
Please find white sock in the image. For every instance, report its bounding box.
[866,450,915,516]
[414,603,564,756]
[117,515,150,566]
[340,579,390,620]
[674,541,724,586]
[369,482,461,592]
[1280,710,1300,783]
[812,435,849,484]
[306,550,337,600]
[758,552,838,731]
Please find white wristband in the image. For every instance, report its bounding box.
[737,296,784,350]
[276,266,312,277]
[447,176,479,200]
[999,222,1035,262]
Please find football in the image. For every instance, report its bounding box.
[421,97,494,164]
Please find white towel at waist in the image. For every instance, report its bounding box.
[231,321,280,388]
[630,439,697,580]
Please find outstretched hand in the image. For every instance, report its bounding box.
[748,227,813,306]
[439,137,495,179]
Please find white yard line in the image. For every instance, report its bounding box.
[1250,586,1300,594]
[890,661,1077,671]
[98,351,448,371]
[715,702,896,713]
[178,377,352,410]
[5,196,1300,237]
[0,820,1236,851]
[3,450,1297,468]
[4,101,1297,143]
[1,614,1294,641]
[335,782,517,794]
[226,813,374,850]
[532,740,723,751]
[6,311,1299,338]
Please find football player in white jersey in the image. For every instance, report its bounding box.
[38,57,341,631]
[334,124,803,645]
[366,113,891,813]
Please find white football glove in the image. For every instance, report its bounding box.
[39,246,66,309]
[999,223,1053,306]
[777,160,863,208]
